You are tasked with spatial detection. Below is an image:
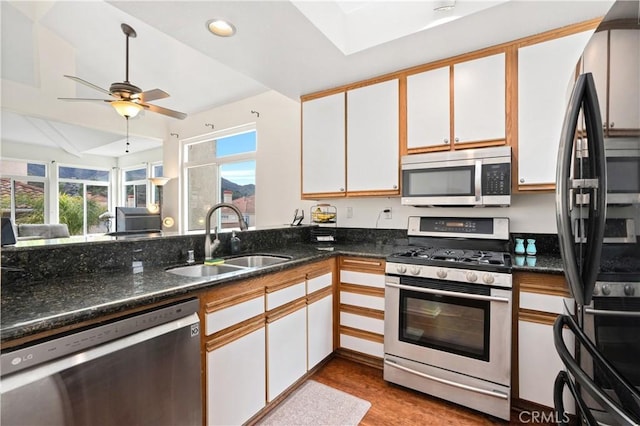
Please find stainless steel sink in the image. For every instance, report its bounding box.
[223,254,291,268]
[166,263,245,278]
[165,254,291,278]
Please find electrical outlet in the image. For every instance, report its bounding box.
[346,207,353,219]
[384,207,392,219]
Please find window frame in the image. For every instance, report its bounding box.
[0,158,49,224]
[180,124,256,234]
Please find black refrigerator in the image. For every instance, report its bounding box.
[552,2,640,424]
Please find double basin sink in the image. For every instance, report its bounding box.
[166,255,291,278]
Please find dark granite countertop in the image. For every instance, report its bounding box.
[511,254,565,274]
[1,242,393,344]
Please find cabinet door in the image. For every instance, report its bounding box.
[518,31,593,186]
[302,93,346,195]
[207,326,266,426]
[346,79,399,193]
[308,293,333,370]
[267,305,307,401]
[609,29,640,131]
[582,30,608,127]
[518,320,575,414]
[454,53,505,144]
[407,67,451,149]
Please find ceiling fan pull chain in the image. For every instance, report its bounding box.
[125,116,130,153]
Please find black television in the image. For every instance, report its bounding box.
[114,207,161,234]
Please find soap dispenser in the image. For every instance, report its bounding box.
[230,231,241,255]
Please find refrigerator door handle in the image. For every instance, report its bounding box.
[556,73,606,307]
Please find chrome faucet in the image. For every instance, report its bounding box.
[204,203,249,260]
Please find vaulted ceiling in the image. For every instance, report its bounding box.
[1,1,615,158]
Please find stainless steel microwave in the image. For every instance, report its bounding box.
[575,137,640,205]
[401,146,511,207]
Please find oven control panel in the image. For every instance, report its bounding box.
[386,262,512,289]
[592,281,640,297]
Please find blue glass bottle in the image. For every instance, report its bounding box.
[515,238,525,255]
[526,239,537,256]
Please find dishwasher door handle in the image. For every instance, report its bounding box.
[1,312,199,393]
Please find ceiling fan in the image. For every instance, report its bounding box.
[59,23,187,120]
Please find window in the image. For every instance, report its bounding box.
[123,167,148,207]
[0,159,47,224]
[183,127,256,232]
[58,165,110,235]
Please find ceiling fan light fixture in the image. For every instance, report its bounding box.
[112,100,143,118]
[206,19,236,37]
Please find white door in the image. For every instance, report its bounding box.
[308,294,333,370]
[407,67,451,149]
[454,53,505,144]
[207,326,266,426]
[302,93,346,195]
[518,30,593,185]
[267,306,307,401]
[346,79,399,193]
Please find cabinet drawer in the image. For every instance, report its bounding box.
[205,293,265,336]
[340,257,385,273]
[340,291,385,310]
[266,280,306,311]
[307,271,332,294]
[341,270,385,288]
[340,312,384,335]
[340,334,384,358]
[520,292,571,315]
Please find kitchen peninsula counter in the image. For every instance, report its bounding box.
[1,240,395,345]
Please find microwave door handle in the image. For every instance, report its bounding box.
[474,160,482,203]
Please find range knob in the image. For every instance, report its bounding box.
[410,266,421,276]
[436,269,448,279]
[396,265,407,274]
[592,284,600,296]
[624,284,635,296]
[466,272,478,282]
[483,274,495,284]
[601,284,611,296]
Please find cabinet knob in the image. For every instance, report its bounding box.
[393,185,398,189]
[340,187,345,192]
[520,178,525,183]
[454,137,459,143]
[610,122,615,128]
[603,123,607,130]
[443,138,449,144]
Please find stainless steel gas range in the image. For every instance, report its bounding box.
[384,216,513,420]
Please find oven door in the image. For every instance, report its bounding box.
[384,275,512,386]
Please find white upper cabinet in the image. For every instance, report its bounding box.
[454,53,505,144]
[608,29,640,131]
[407,66,450,149]
[302,92,346,195]
[583,28,640,134]
[518,30,593,186]
[346,79,399,193]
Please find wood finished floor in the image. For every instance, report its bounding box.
[310,356,534,425]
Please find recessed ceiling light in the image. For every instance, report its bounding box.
[206,19,236,37]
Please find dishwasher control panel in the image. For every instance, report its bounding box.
[1,298,199,376]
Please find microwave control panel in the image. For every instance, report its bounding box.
[482,163,510,195]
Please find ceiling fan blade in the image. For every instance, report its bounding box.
[64,75,113,97]
[58,97,112,103]
[141,102,187,120]
[134,89,170,103]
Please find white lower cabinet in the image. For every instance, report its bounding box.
[518,320,575,414]
[267,304,308,402]
[207,325,266,426]
[308,293,333,370]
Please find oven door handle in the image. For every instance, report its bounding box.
[385,282,510,303]
[384,359,509,400]
[584,307,640,317]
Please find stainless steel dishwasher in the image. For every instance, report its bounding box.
[1,298,202,426]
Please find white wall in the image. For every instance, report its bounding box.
[163,90,313,230]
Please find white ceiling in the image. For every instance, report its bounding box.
[1,0,616,159]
